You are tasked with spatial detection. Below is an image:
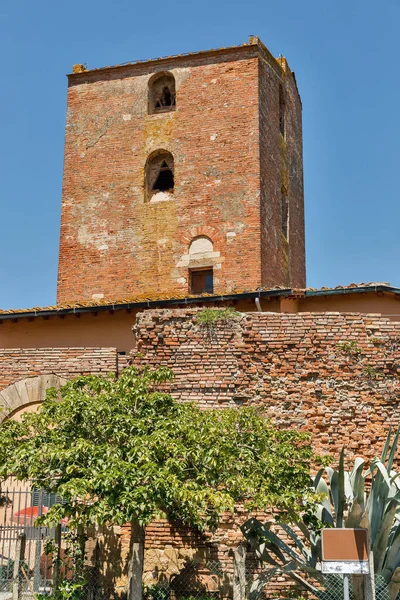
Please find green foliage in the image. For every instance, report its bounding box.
[36,578,87,600]
[241,426,400,600]
[0,559,30,592]
[179,597,213,600]
[0,366,315,530]
[40,530,87,600]
[363,365,384,380]
[336,340,362,356]
[0,366,318,600]
[196,307,240,326]
[143,582,170,600]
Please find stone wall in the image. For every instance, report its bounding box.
[133,308,400,459]
[101,514,266,596]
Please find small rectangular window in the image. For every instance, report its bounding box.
[190,269,213,294]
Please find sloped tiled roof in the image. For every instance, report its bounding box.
[0,283,398,320]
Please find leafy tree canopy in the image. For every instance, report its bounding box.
[0,366,316,530]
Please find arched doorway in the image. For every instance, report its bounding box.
[0,374,66,423]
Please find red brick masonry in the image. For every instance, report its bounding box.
[0,347,117,389]
[2,311,399,594]
[58,42,305,303]
[133,308,400,459]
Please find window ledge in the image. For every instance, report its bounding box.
[149,107,176,116]
[149,191,174,203]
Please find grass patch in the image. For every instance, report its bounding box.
[196,307,240,325]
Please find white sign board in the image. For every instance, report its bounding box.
[322,560,370,575]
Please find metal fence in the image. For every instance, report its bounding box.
[0,482,397,600]
[141,570,398,600]
[313,575,394,600]
[0,479,60,599]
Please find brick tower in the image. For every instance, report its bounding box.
[57,37,305,303]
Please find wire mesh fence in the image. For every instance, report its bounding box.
[0,480,58,599]
[141,570,399,600]
[1,550,399,600]
[0,480,398,600]
[313,575,394,600]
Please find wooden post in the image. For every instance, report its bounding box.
[233,543,246,600]
[128,521,145,600]
[12,533,26,600]
[351,574,364,600]
[364,547,376,600]
[52,524,62,591]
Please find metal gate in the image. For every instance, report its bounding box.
[0,478,62,599]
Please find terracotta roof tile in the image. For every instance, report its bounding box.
[0,283,396,317]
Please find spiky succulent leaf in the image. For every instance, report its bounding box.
[249,571,278,600]
[346,499,363,528]
[314,471,333,518]
[381,426,392,463]
[373,503,398,573]
[296,519,311,541]
[344,470,354,503]
[368,459,395,551]
[253,527,306,565]
[386,425,400,473]
[241,428,400,598]
[387,565,400,600]
[336,448,345,527]
[350,457,365,509]
[279,523,311,563]
[381,523,400,582]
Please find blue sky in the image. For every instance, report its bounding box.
[0,0,399,309]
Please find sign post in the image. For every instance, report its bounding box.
[321,529,370,600]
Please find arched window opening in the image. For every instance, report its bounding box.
[279,84,285,138]
[149,73,176,115]
[188,236,214,294]
[145,151,174,201]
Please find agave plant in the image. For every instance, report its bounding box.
[241,425,400,600]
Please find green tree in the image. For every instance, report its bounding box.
[0,366,316,600]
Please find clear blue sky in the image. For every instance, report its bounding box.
[1,0,399,309]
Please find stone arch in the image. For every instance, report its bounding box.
[0,374,67,423]
[181,225,223,248]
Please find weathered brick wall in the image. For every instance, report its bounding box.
[259,55,305,289]
[133,308,400,459]
[0,347,117,390]
[277,58,305,288]
[109,513,278,596]
[57,42,305,303]
[128,308,399,593]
